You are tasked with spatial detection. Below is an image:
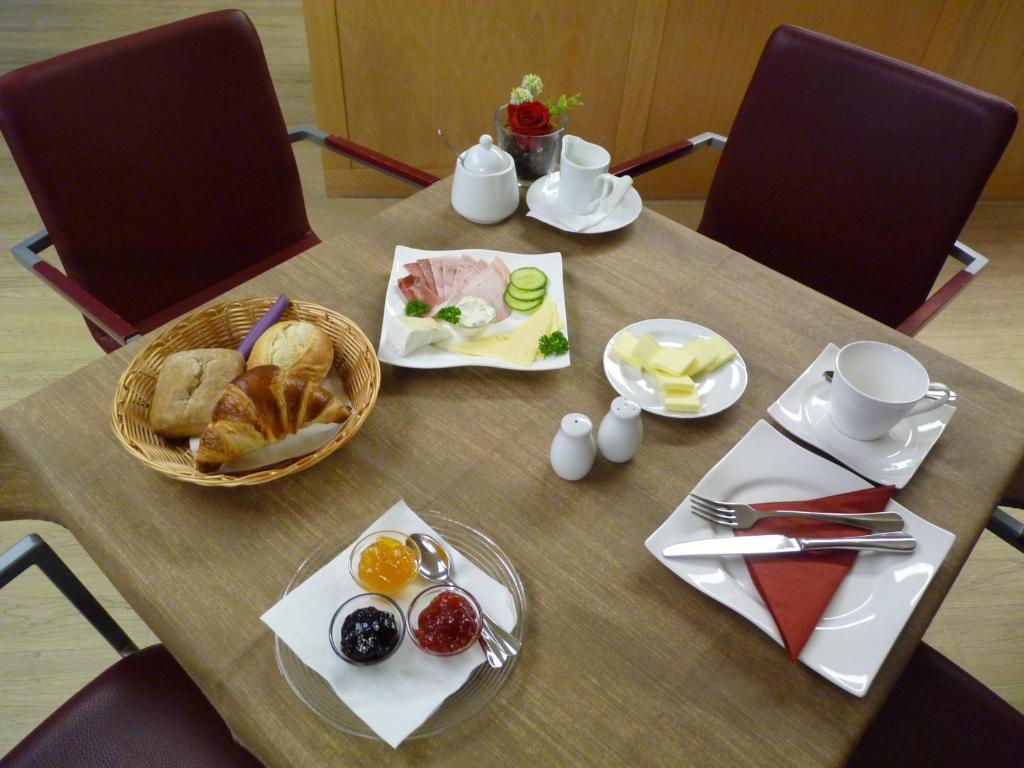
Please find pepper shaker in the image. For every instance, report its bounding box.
[597,397,643,462]
[550,412,597,480]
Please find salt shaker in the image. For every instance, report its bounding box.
[550,412,597,480]
[597,397,643,462]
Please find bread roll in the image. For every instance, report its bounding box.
[247,320,333,382]
[149,348,245,438]
[195,365,352,473]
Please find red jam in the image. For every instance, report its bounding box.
[414,591,479,653]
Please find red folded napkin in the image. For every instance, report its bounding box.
[735,485,896,661]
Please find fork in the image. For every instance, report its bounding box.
[689,493,905,532]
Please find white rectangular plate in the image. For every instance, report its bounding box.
[377,246,570,370]
[645,419,954,696]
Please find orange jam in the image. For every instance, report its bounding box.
[357,537,419,592]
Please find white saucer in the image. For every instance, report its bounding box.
[767,343,957,489]
[603,319,747,419]
[526,172,642,233]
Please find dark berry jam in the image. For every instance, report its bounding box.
[414,591,479,654]
[339,606,399,663]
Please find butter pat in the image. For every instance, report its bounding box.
[654,373,695,393]
[648,346,695,377]
[681,338,717,377]
[705,335,736,371]
[636,333,661,371]
[385,316,450,357]
[665,391,701,413]
[611,331,642,369]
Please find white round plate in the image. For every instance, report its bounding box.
[526,172,642,234]
[603,319,747,419]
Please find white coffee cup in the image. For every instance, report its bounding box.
[559,135,614,214]
[829,341,951,441]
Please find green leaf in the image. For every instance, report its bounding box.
[436,305,461,324]
[404,300,429,317]
[538,330,570,357]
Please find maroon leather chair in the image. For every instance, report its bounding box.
[846,642,1024,767]
[613,24,1018,336]
[0,535,263,767]
[0,10,435,352]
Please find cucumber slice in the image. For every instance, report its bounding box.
[509,267,547,291]
[506,283,547,302]
[503,288,544,312]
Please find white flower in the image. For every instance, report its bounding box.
[509,86,532,105]
[521,74,543,98]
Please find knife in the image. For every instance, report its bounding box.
[662,531,916,558]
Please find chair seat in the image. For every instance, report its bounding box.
[0,645,263,768]
[847,642,1024,767]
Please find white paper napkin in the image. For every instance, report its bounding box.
[528,174,634,232]
[188,371,349,473]
[260,499,518,748]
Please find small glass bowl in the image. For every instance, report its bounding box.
[348,530,421,594]
[329,592,405,665]
[407,585,483,657]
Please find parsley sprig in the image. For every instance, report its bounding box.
[436,305,461,324]
[538,331,570,357]
[404,300,429,317]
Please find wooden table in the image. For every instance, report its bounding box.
[3,179,1023,767]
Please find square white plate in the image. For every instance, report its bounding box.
[767,343,956,488]
[377,246,570,370]
[644,419,954,696]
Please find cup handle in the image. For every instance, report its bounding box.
[907,382,951,416]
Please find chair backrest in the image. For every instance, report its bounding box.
[698,25,1017,328]
[0,10,311,328]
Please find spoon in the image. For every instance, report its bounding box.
[437,129,464,166]
[822,370,955,402]
[408,532,522,659]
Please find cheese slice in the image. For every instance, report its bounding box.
[611,331,642,369]
[385,316,450,357]
[704,335,736,372]
[654,373,695,393]
[450,297,559,366]
[648,346,695,377]
[681,338,717,377]
[665,391,701,413]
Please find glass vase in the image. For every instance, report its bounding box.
[494,105,568,184]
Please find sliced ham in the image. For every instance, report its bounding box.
[460,262,511,321]
[415,258,437,295]
[398,274,441,307]
[428,258,444,300]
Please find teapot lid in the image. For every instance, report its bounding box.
[462,134,509,174]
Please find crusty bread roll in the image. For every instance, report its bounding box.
[247,320,333,382]
[149,348,244,438]
[195,365,352,473]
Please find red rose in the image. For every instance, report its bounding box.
[507,101,552,136]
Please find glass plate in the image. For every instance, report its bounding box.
[275,512,526,739]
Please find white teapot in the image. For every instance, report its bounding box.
[451,134,519,224]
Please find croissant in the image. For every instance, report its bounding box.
[195,365,353,473]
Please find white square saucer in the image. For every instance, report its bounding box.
[767,344,956,489]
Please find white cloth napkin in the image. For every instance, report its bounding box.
[188,371,348,473]
[528,174,634,232]
[260,499,517,748]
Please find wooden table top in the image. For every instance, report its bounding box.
[3,179,1023,767]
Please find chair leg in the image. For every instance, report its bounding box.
[989,506,1024,553]
[0,533,139,657]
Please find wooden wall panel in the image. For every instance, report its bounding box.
[304,0,1023,198]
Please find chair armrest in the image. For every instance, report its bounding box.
[12,230,140,345]
[289,125,438,189]
[988,508,1024,552]
[896,241,988,336]
[610,131,726,177]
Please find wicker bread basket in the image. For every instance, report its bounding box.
[111,297,380,487]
